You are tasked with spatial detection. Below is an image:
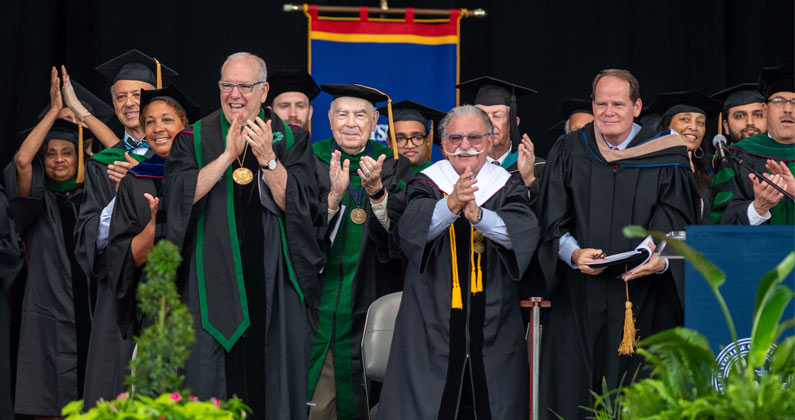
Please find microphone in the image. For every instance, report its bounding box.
[712,134,729,166]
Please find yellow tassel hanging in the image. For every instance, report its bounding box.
[154,57,162,89]
[470,228,477,294]
[475,252,483,293]
[427,120,434,161]
[76,125,85,184]
[618,269,637,355]
[449,223,462,310]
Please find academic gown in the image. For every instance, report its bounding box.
[79,142,148,408]
[159,109,324,420]
[535,123,699,420]
[377,162,539,420]
[710,133,795,225]
[3,159,92,416]
[309,139,412,420]
[0,185,24,420]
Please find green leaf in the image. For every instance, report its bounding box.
[769,335,795,375]
[753,252,795,317]
[749,284,794,367]
[622,225,648,238]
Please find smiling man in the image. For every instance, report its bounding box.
[711,83,768,144]
[536,69,699,420]
[159,52,324,420]
[266,70,320,131]
[309,83,412,420]
[377,99,446,175]
[377,105,539,420]
[711,63,795,225]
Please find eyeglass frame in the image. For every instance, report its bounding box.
[395,134,428,147]
[218,81,265,94]
[767,97,795,107]
[442,132,493,146]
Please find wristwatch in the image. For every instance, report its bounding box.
[368,186,386,200]
[261,159,278,171]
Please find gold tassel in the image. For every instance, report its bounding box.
[470,228,477,294]
[618,271,636,355]
[76,125,85,184]
[154,57,162,89]
[449,223,462,309]
[427,120,434,160]
[354,84,397,159]
[476,252,483,293]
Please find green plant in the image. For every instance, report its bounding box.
[584,226,795,420]
[63,240,250,419]
[128,239,194,397]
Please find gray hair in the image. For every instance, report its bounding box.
[439,105,494,139]
[221,52,268,82]
[564,119,572,134]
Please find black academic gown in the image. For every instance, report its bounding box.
[309,139,412,420]
[377,165,538,420]
[78,142,141,409]
[3,159,91,416]
[159,109,324,420]
[535,123,699,420]
[0,185,24,420]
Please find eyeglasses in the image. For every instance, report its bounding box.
[767,97,795,107]
[443,133,491,146]
[218,81,265,93]
[395,135,427,147]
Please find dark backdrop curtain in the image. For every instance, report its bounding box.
[1,0,792,173]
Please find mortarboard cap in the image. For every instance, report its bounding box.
[95,49,178,89]
[378,100,446,159]
[559,98,593,120]
[266,70,321,105]
[456,76,536,149]
[648,90,722,118]
[321,83,389,105]
[710,83,765,111]
[140,85,202,124]
[37,79,114,123]
[757,63,795,99]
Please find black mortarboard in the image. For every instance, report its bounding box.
[559,98,593,120]
[36,80,114,122]
[648,90,723,118]
[378,100,446,158]
[710,83,765,111]
[20,119,89,183]
[95,49,178,88]
[321,83,389,105]
[140,85,201,124]
[322,83,399,159]
[266,70,321,105]
[757,63,795,99]
[456,76,537,149]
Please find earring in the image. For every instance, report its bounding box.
[693,146,704,159]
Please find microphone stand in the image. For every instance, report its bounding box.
[724,151,795,204]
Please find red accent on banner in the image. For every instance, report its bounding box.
[359,6,368,21]
[405,7,415,23]
[309,8,460,37]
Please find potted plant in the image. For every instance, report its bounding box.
[583,226,795,420]
[62,240,250,419]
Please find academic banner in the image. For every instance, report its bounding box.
[305,5,462,159]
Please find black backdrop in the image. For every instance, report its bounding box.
[1,0,793,172]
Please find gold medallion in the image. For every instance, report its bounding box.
[232,167,254,185]
[473,241,486,254]
[473,231,485,242]
[350,207,367,225]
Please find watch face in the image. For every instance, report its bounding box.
[266,159,277,170]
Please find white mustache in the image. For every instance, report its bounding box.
[445,148,485,157]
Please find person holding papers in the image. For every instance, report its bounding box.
[535,69,700,420]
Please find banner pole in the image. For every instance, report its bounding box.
[283,3,487,18]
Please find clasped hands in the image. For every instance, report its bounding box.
[751,159,794,216]
[224,114,275,166]
[447,167,482,224]
[327,150,386,210]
